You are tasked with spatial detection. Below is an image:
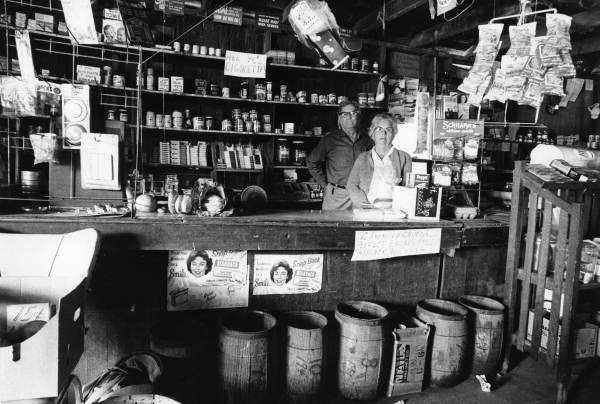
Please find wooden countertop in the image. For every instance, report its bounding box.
[0,210,507,250]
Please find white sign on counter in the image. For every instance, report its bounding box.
[224,50,267,78]
[351,228,442,261]
[167,250,249,310]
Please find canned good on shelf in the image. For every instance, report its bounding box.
[361,59,369,72]
[156,114,164,127]
[164,114,172,128]
[276,138,291,165]
[193,116,205,130]
[222,119,232,131]
[146,111,155,127]
[107,109,116,120]
[118,108,128,122]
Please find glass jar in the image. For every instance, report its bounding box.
[275,138,290,165]
[292,140,306,166]
[239,81,248,99]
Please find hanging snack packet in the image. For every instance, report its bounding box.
[432,163,452,186]
[543,67,565,96]
[484,69,507,103]
[546,13,572,50]
[449,162,462,185]
[459,24,503,101]
[30,133,59,164]
[459,72,488,95]
[533,36,561,68]
[475,24,504,53]
[506,22,536,57]
[463,136,480,160]
[467,75,492,106]
[461,163,479,185]
[519,78,544,108]
[558,50,576,78]
[502,55,528,101]
[523,50,546,81]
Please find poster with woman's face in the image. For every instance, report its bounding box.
[167,250,249,311]
[253,254,323,295]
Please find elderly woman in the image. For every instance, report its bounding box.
[347,113,412,209]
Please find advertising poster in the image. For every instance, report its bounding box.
[167,250,249,311]
[60,0,98,44]
[253,254,323,295]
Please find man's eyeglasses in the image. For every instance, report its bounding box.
[339,111,359,119]
[372,126,395,135]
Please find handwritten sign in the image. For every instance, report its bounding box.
[389,51,421,78]
[351,228,442,261]
[224,50,267,79]
[256,13,280,31]
[6,303,51,333]
[253,254,323,295]
[166,250,249,310]
[434,119,484,139]
[213,5,243,26]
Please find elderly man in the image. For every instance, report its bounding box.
[307,101,374,210]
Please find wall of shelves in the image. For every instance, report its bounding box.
[0,1,386,208]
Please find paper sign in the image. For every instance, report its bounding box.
[252,254,323,295]
[213,6,243,26]
[434,119,484,139]
[6,303,51,333]
[437,0,458,15]
[351,228,442,261]
[60,0,98,44]
[256,13,280,31]
[224,50,267,79]
[76,65,101,84]
[81,133,120,190]
[14,30,35,83]
[167,250,249,311]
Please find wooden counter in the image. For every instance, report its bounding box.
[0,210,511,385]
[0,210,463,251]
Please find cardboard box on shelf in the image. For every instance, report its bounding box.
[0,229,99,401]
[526,310,598,359]
[387,311,430,397]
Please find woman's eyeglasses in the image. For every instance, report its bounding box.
[371,126,395,135]
[339,111,359,118]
